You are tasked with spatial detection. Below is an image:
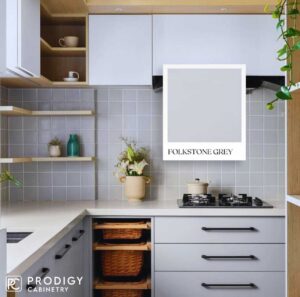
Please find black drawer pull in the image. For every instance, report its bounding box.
[72,229,85,242]
[202,227,257,232]
[26,268,50,290]
[202,255,257,260]
[55,244,71,260]
[202,283,257,289]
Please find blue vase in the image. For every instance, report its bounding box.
[67,134,80,157]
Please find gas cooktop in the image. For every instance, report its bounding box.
[177,193,273,208]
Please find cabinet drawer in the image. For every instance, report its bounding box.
[155,272,285,297]
[155,244,285,272]
[155,217,285,243]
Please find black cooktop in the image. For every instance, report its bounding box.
[178,193,273,208]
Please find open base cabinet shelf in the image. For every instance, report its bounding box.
[93,219,152,297]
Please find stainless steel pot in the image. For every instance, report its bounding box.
[187,178,209,195]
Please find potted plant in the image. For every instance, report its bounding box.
[115,138,150,201]
[48,137,62,157]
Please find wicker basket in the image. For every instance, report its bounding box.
[103,229,143,241]
[102,221,146,243]
[102,290,143,297]
[101,250,144,279]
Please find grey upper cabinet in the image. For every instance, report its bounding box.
[89,15,152,85]
[153,15,282,76]
[3,0,40,78]
[0,0,6,76]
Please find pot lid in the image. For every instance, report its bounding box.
[188,178,209,186]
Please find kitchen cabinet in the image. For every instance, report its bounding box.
[0,229,6,297]
[0,0,6,75]
[3,0,40,78]
[89,15,152,85]
[14,220,89,297]
[154,216,285,297]
[153,15,282,76]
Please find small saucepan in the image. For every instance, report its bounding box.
[187,178,209,195]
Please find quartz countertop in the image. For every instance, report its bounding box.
[0,199,285,275]
[287,195,300,207]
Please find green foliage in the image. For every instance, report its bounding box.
[0,171,22,187]
[115,138,150,177]
[266,0,299,109]
[48,137,62,147]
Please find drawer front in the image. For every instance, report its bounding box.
[155,272,285,297]
[155,244,285,271]
[155,217,285,243]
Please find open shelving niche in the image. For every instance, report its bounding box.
[40,6,88,86]
[0,105,95,164]
[93,219,152,297]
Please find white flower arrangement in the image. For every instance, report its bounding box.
[115,138,150,178]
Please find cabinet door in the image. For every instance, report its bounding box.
[6,0,40,77]
[155,272,285,297]
[0,0,6,75]
[17,0,40,76]
[153,15,282,76]
[89,15,152,85]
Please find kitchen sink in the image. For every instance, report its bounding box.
[6,232,32,243]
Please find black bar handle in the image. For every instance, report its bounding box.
[26,268,50,290]
[202,227,257,231]
[202,283,257,289]
[55,244,71,260]
[72,230,85,242]
[202,255,257,260]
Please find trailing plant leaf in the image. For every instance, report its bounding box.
[284,27,300,37]
[280,64,292,71]
[276,19,284,29]
[267,0,299,109]
[276,86,292,100]
[292,40,300,50]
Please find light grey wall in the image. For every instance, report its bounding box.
[1,86,285,202]
[6,88,96,201]
[96,86,285,202]
[0,86,8,202]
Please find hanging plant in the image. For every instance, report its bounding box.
[265,0,299,110]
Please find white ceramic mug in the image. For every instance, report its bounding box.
[58,36,79,47]
[68,71,80,79]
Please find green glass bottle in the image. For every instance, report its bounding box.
[67,134,80,157]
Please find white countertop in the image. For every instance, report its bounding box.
[287,195,300,207]
[0,199,285,275]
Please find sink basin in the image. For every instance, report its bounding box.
[7,232,32,243]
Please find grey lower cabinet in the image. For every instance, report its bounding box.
[16,220,88,297]
[154,217,285,297]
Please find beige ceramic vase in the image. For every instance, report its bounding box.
[120,176,151,201]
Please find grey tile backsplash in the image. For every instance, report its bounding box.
[0,85,285,201]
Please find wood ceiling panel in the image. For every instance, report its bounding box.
[41,0,276,15]
[41,0,88,16]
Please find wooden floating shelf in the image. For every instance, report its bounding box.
[93,222,151,230]
[52,81,88,86]
[0,158,32,164]
[94,276,151,290]
[0,157,95,164]
[0,106,94,116]
[41,38,86,57]
[93,241,151,251]
[32,157,95,162]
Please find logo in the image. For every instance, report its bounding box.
[6,276,22,292]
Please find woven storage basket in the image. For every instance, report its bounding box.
[103,229,143,241]
[101,250,144,279]
[102,290,143,297]
[102,221,146,243]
